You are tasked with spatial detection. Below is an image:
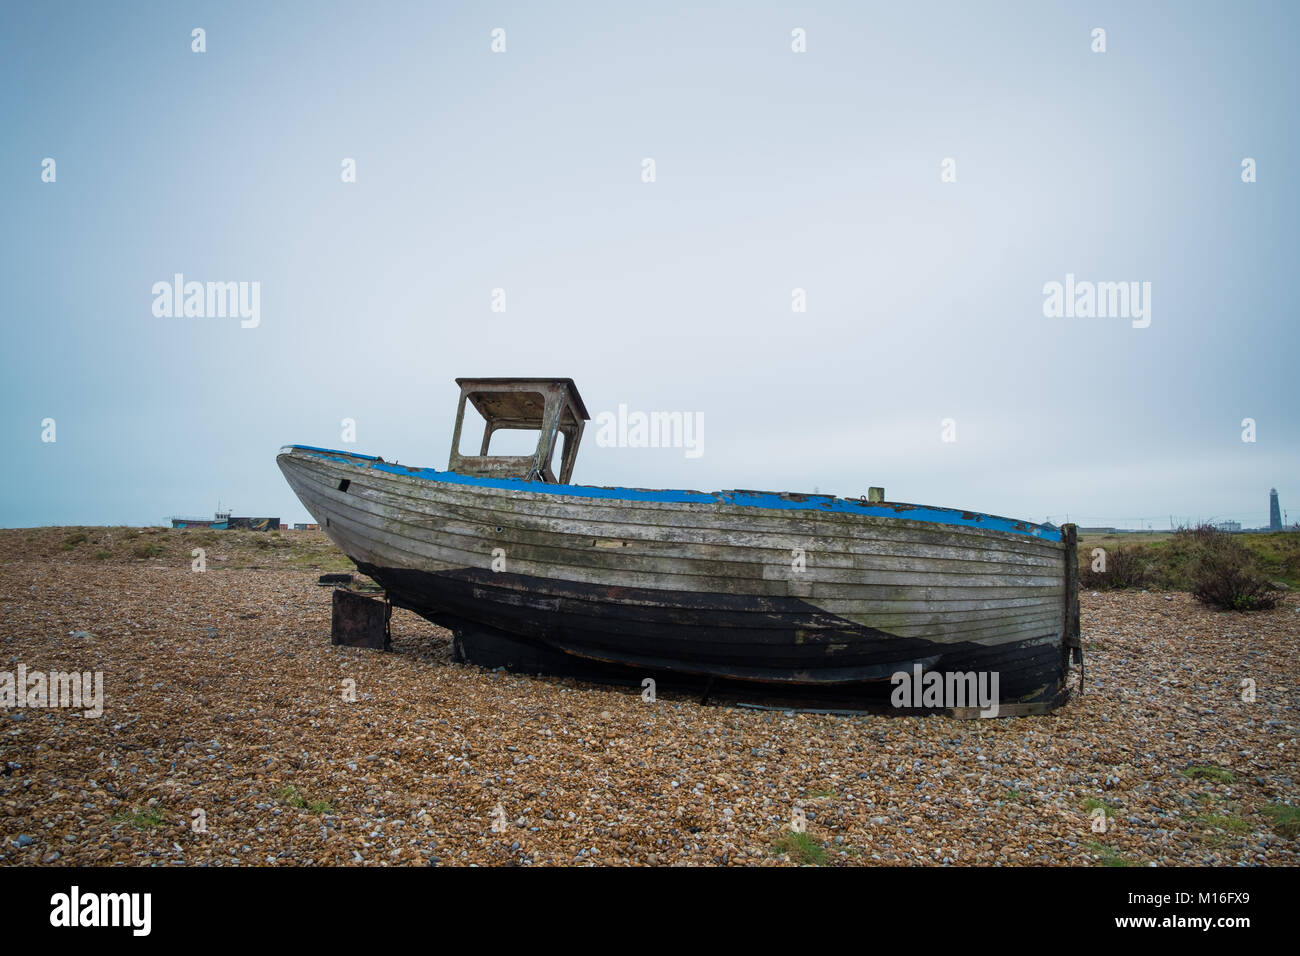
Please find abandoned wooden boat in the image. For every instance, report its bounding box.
[278,377,1079,714]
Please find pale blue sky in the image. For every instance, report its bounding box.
[2,1,1296,529]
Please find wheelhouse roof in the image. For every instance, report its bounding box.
[454,377,590,424]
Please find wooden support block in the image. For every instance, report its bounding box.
[331,588,391,650]
[868,487,885,503]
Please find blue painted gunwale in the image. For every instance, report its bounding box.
[282,444,1061,542]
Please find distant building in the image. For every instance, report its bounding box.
[293,523,320,531]
[227,517,281,531]
[1216,520,1241,532]
[1079,527,1117,534]
[170,512,279,531]
[171,516,228,530]
[1270,489,1282,531]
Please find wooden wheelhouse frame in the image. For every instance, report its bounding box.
[447,377,589,484]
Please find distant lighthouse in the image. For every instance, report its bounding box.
[1269,488,1282,531]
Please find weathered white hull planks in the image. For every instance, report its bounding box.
[278,447,1075,704]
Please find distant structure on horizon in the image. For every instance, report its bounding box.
[1270,488,1282,532]
[170,511,280,531]
[171,510,231,530]
[1216,520,1242,532]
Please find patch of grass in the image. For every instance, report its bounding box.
[132,541,164,559]
[60,532,89,551]
[111,807,169,829]
[1081,797,1116,817]
[1194,813,1250,834]
[1181,765,1236,784]
[772,830,828,866]
[806,785,839,799]
[1082,839,1135,867]
[1238,532,1300,590]
[1260,804,1300,839]
[278,785,332,814]
[92,549,112,560]
[288,553,355,573]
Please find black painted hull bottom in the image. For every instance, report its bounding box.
[357,563,1072,713]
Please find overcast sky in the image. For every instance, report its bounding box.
[2,1,1296,530]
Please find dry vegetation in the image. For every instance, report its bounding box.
[1079,527,1300,610]
[33,525,354,573]
[1,526,1297,866]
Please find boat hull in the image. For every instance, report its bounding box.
[278,447,1077,712]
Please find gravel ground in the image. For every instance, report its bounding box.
[1,529,1296,866]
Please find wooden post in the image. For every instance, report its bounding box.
[1061,523,1081,673]
[331,589,391,650]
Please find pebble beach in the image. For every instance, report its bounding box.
[1,528,1296,866]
